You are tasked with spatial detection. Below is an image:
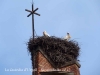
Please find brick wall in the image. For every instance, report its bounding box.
[33,52,80,75]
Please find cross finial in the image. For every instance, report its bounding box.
[25,4,40,75]
[25,3,40,40]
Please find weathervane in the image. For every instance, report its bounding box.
[25,1,40,40]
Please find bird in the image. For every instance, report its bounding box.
[64,33,71,41]
[43,31,50,37]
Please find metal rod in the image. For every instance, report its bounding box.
[25,9,32,12]
[32,3,35,75]
[32,4,34,40]
[25,2,40,75]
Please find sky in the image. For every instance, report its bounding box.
[0,0,100,75]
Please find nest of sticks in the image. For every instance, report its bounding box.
[27,36,80,68]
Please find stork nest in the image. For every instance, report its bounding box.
[27,36,80,68]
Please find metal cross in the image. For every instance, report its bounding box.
[25,3,40,40]
[25,3,40,75]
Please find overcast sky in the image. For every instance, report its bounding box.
[0,0,100,75]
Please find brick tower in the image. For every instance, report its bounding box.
[27,36,81,75]
[25,2,81,75]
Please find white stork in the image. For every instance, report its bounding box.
[43,31,50,37]
[64,32,71,41]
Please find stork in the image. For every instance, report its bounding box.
[43,31,50,37]
[64,33,71,41]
